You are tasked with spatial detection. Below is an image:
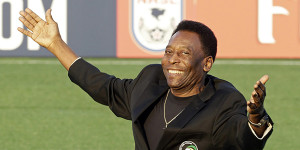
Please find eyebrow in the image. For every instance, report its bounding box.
[166,45,193,52]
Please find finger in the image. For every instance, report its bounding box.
[25,8,43,23]
[17,27,33,38]
[257,81,266,93]
[254,83,265,99]
[249,92,259,109]
[247,101,257,109]
[19,16,34,31]
[45,9,55,23]
[249,92,255,103]
[20,9,37,27]
[259,75,269,85]
[251,90,261,104]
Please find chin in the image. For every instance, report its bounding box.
[166,80,182,89]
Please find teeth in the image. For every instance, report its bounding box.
[169,70,183,74]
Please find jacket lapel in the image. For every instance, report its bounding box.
[132,79,169,122]
[131,78,169,150]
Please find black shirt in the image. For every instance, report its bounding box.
[143,90,197,150]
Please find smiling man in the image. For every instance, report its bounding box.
[162,30,212,97]
[18,8,273,150]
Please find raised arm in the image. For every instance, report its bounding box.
[18,8,78,71]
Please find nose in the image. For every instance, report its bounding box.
[169,53,180,64]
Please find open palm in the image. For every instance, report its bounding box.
[18,8,61,49]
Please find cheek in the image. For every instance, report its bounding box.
[161,56,168,65]
[187,61,204,76]
[181,59,193,70]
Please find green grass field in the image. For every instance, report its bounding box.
[0,58,299,150]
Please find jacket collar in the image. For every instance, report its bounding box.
[132,74,216,123]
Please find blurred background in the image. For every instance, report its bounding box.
[0,0,299,149]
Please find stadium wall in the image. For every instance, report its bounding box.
[1,0,299,58]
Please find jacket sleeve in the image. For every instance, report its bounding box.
[68,59,136,120]
[212,89,273,150]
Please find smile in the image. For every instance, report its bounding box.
[168,70,184,74]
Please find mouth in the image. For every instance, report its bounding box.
[168,69,184,74]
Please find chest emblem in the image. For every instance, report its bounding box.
[179,141,198,150]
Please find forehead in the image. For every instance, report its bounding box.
[168,31,202,51]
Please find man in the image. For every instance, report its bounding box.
[18,8,273,150]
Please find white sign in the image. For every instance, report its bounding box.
[0,0,67,51]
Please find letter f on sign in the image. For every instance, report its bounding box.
[258,0,289,44]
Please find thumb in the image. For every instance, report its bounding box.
[259,75,269,85]
[45,9,55,23]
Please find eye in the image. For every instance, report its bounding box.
[182,51,190,55]
[165,49,172,54]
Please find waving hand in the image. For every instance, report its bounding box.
[247,75,269,115]
[247,75,270,137]
[18,8,78,70]
[18,8,61,49]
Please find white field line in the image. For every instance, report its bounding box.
[0,59,300,66]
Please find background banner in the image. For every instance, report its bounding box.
[1,0,299,58]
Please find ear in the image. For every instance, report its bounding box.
[203,56,213,72]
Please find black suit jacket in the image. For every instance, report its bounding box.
[68,59,273,150]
